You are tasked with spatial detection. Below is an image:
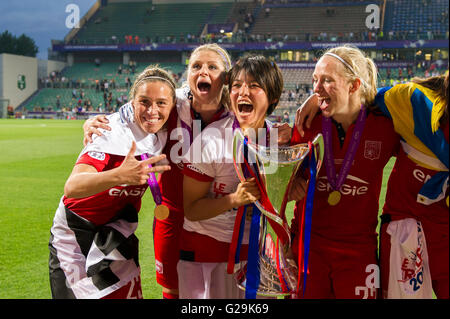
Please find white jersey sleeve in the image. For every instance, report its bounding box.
[182,115,250,243]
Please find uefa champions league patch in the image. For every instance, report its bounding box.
[155,259,163,274]
[87,151,106,161]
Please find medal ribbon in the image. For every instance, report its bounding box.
[322,106,367,192]
[141,153,163,206]
[301,142,317,296]
[229,120,284,298]
[227,125,251,274]
[242,137,261,299]
[227,204,247,274]
[294,142,317,297]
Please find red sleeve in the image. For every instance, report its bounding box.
[182,163,214,183]
[76,151,111,172]
[290,125,304,145]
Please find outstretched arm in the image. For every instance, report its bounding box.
[64,141,170,198]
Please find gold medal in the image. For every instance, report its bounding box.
[328,190,341,206]
[154,204,169,220]
[446,195,449,207]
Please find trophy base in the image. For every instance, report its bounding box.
[233,256,298,298]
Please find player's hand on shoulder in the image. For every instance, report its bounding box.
[273,122,292,145]
[83,115,111,146]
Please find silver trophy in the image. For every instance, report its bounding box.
[232,130,324,297]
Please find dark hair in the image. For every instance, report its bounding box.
[412,72,449,124]
[228,55,283,115]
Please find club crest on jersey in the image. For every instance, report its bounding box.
[364,141,381,160]
[88,151,106,161]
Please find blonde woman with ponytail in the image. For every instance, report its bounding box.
[288,45,400,299]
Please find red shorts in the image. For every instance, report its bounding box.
[293,235,379,299]
[101,276,143,299]
[153,205,184,289]
[380,219,449,299]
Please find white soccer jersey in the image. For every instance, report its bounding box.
[182,115,251,244]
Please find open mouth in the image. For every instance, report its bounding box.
[197,81,211,93]
[318,97,331,110]
[237,101,253,114]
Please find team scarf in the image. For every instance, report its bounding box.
[80,102,167,159]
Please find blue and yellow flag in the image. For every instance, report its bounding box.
[375,82,449,205]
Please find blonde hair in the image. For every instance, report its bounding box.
[323,45,378,106]
[129,65,177,102]
[189,43,232,72]
[186,43,232,109]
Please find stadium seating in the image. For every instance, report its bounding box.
[22,62,186,112]
[61,62,185,87]
[24,0,447,116]
[72,2,233,44]
[383,0,448,37]
[250,2,374,40]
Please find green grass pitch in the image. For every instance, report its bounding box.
[0,118,394,299]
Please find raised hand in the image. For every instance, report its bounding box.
[117,141,170,185]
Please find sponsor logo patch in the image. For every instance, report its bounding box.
[87,151,106,161]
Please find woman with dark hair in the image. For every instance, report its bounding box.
[180,55,284,298]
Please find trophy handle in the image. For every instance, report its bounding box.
[310,133,324,176]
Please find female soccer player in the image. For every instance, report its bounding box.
[82,44,233,299]
[180,55,284,298]
[48,66,174,299]
[82,45,293,299]
[289,45,400,299]
[295,69,448,299]
[376,73,449,299]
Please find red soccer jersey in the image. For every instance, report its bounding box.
[291,111,400,245]
[382,121,449,234]
[158,107,184,211]
[63,151,147,226]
